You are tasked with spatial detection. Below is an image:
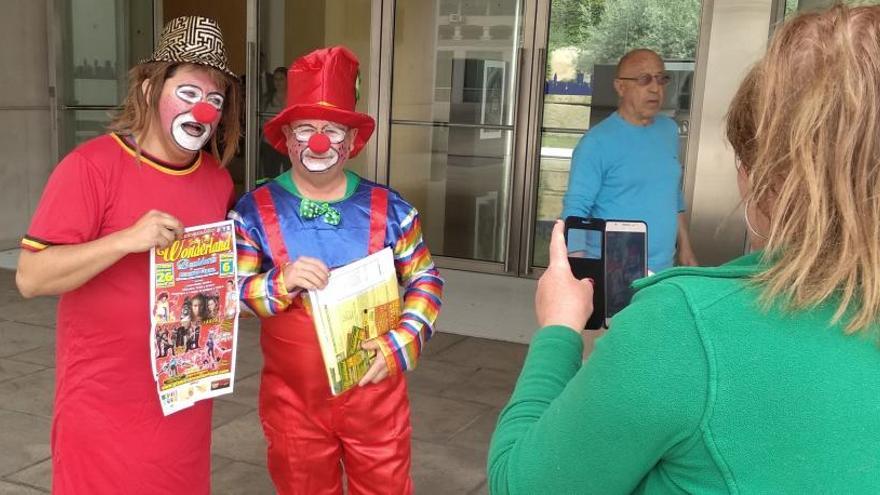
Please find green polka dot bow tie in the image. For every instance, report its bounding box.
[299,198,341,226]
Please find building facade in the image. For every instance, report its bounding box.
[0,0,851,342]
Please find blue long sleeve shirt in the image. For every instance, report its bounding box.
[562,112,685,272]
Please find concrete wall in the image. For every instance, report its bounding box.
[0,1,52,249]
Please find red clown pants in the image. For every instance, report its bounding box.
[258,299,413,495]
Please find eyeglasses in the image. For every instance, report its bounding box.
[284,123,348,144]
[616,73,672,86]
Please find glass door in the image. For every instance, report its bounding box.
[385,0,536,271]
[382,0,701,276]
[526,0,702,271]
[51,0,155,159]
[254,0,377,186]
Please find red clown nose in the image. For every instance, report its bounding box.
[192,102,219,124]
[308,133,331,154]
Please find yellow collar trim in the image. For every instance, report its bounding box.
[111,134,202,176]
[21,237,48,251]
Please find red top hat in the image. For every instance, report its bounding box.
[263,46,375,158]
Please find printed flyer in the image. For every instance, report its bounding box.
[308,247,401,396]
[150,220,239,415]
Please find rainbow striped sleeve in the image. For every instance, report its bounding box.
[377,208,444,375]
[228,209,294,318]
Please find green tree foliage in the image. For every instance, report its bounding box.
[548,0,700,76]
[549,0,605,51]
[585,0,700,64]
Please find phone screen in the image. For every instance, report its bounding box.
[566,228,602,260]
[605,223,647,322]
[564,217,605,330]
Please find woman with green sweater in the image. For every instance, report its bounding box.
[488,5,880,494]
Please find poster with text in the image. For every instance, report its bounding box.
[150,220,239,415]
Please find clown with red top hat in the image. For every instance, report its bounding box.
[230,46,443,494]
[17,16,240,494]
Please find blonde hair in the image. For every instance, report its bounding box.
[108,62,241,167]
[727,5,880,332]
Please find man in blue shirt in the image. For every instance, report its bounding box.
[562,48,698,272]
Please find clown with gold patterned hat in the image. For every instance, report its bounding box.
[230,46,443,494]
[17,16,240,494]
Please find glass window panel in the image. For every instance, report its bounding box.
[391,0,521,266]
[532,132,578,267]
[490,0,518,16]
[257,0,372,184]
[65,0,122,107]
[532,0,701,268]
[543,0,699,130]
[63,0,152,107]
[61,110,114,155]
[786,0,880,16]
[392,1,521,125]
[461,0,489,16]
[256,114,290,185]
[58,1,152,157]
[439,0,460,16]
[389,124,512,263]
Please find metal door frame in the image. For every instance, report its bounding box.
[515,0,551,277]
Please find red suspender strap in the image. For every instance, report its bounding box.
[369,186,389,255]
[252,186,291,265]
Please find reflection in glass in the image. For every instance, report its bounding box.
[533,132,579,267]
[389,125,512,262]
[58,0,152,157]
[566,228,601,259]
[257,115,291,184]
[65,0,121,107]
[257,0,372,184]
[391,0,522,264]
[785,0,880,16]
[532,0,700,268]
[63,0,153,108]
[392,0,521,125]
[61,110,114,153]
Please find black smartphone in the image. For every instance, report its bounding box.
[564,216,605,330]
[604,220,648,326]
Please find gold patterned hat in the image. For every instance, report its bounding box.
[142,16,235,77]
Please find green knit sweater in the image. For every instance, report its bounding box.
[488,252,880,494]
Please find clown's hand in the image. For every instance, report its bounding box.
[358,339,390,387]
[120,210,184,253]
[281,256,329,292]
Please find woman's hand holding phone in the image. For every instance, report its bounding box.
[536,220,595,332]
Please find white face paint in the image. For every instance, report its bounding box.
[171,113,212,151]
[284,122,350,173]
[163,84,225,152]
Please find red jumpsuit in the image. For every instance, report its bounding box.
[232,172,443,494]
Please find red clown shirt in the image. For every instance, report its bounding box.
[21,134,233,495]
